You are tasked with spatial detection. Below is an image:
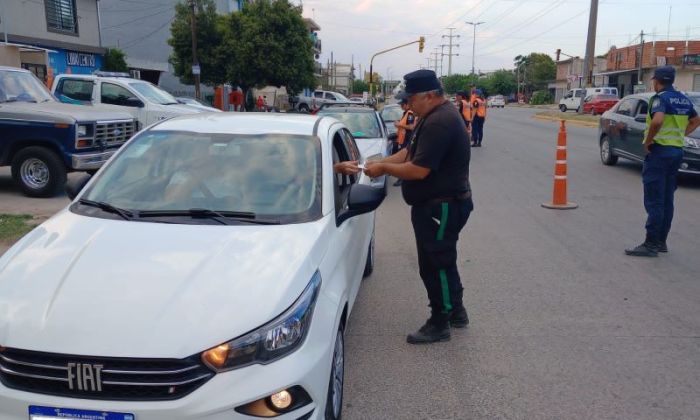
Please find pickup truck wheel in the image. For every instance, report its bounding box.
[298,104,310,113]
[559,104,567,112]
[11,147,67,198]
[600,136,618,166]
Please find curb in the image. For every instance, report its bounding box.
[532,114,599,128]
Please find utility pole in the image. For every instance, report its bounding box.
[466,21,485,76]
[579,0,598,113]
[442,28,460,76]
[189,0,201,100]
[439,44,447,77]
[637,30,645,87]
[431,48,440,74]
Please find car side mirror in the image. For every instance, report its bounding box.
[388,132,398,141]
[65,173,92,200]
[125,98,145,108]
[337,183,386,225]
[634,115,647,123]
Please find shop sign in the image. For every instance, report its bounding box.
[66,51,96,68]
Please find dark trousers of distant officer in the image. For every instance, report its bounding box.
[643,144,684,244]
[411,197,473,323]
[472,116,485,145]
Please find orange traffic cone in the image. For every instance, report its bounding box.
[542,120,578,210]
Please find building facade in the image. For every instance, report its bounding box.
[0,0,104,83]
[551,57,608,102]
[599,40,700,96]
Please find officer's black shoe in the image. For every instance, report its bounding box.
[406,321,450,344]
[449,306,469,328]
[655,242,668,253]
[624,242,658,257]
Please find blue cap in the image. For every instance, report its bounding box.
[403,69,442,95]
[475,89,483,96]
[652,65,675,84]
[395,91,409,104]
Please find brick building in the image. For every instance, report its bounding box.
[596,40,700,96]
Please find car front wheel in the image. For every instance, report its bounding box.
[325,326,345,420]
[11,146,67,198]
[600,136,618,166]
[559,104,567,112]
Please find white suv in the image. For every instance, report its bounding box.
[51,73,206,129]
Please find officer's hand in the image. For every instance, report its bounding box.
[644,141,653,154]
[363,162,385,178]
[334,160,361,175]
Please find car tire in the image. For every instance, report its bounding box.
[325,325,345,420]
[11,146,67,198]
[559,104,567,112]
[362,231,375,278]
[299,104,310,113]
[600,136,618,166]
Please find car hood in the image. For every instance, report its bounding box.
[356,137,388,159]
[0,101,134,124]
[155,103,205,114]
[0,211,329,358]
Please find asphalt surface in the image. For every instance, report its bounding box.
[343,106,700,420]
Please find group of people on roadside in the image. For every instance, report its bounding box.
[456,88,487,147]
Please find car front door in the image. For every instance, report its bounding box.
[99,82,148,126]
[613,98,639,159]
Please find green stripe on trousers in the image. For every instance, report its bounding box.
[437,202,452,313]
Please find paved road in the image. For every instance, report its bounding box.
[343,106,700,420]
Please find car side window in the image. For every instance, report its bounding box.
[575,90,584,98]
[341,129,361,165]
[56,79,93,102]
[325,92,336,101]
[616,99,636,116]
[314,91,324,99]
[332,131,353,216]
[101,83,138,106]
[636,100,648,117]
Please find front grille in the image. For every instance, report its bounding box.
[0,347,214,401]
[95,120,136,145]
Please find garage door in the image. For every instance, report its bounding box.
[694,74,700,91]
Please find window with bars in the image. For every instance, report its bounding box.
[45,0,78,34]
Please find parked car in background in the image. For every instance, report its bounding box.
[52,72,203,129]
[291,90,351,113]
[560,87,619,112]
[0,112,385,420]
[598,92,700,174]
[176,96,222,112]
[0,67,136,197]
[583,94,619,115]
[317,103,392,166]
[487,95,506,108]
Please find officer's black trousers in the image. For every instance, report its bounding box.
[472,116,485,145]
[411,198,473,324]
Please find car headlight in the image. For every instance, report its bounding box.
[77,124,93,137]
[202,272,322,372]
[684,136,700,149]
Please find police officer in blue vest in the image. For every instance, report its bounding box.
[625,66,700,257]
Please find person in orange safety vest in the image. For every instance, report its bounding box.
[471,89,486,147]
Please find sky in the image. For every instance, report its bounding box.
[298,0,700,81]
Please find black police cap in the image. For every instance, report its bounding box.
[403,69,442,95]
[652,65,675,83]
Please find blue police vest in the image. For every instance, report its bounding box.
[645,89,694,147]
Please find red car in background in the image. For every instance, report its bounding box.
[583,94,619,115]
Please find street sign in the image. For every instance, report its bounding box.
[192,65,201,75]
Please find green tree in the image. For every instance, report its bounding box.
[222,0,315,106]
[353,79,369,93]
[102,48,128,72]
[168,0,228,87]
[513,53,555,94]
[484,70,517,96]
[441,74,471,94]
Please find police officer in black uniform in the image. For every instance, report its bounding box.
[364,70,473,344]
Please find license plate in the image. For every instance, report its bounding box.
[29,406,134,420]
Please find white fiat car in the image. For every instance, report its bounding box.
[0,113,385,420]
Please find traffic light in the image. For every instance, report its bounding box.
[419,36,425,53]
[556,49,561,61]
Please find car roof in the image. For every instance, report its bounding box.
[318,106,376,113]
[151,113,328,136]
[0,66,30,73]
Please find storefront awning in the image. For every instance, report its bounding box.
[1,42,57,54]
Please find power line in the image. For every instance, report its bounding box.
[430,0,488,37]
[120,16,174,49]
[103,5,174,30]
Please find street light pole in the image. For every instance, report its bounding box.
[189,0,201,100]
[579,0,598,113]
[466,21,484,76]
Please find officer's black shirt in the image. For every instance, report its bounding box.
[401,100,471,206]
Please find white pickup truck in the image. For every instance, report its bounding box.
[51,73,208,129]
[291,90,351,112]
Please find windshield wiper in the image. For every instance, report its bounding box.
[163,102,180,105]
[137,209,280,225]
[78,199,134,220]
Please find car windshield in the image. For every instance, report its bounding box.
[129,82,179,105]
[689,95,700,107]
[381,106,403,122]
[79,131,321,223]
[334,93,350,101]
[320,111,381,138]
[0,70,54,103]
